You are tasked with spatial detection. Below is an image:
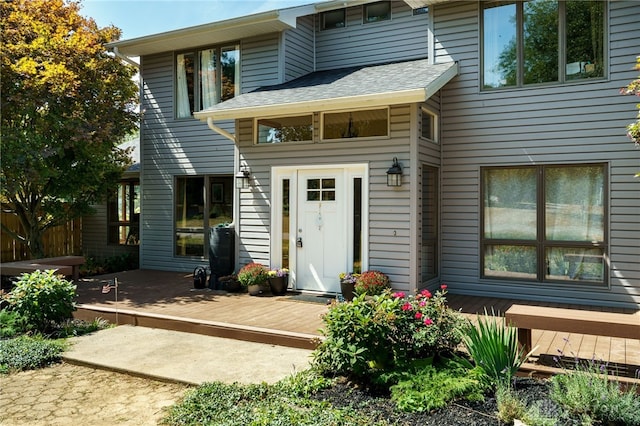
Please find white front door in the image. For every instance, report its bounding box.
[295,170,346,292]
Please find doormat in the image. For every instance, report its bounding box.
[284,293,336,305]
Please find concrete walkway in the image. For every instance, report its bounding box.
[63,325,314,386]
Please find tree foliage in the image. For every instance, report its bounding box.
[0,0,138,257]
[621,57,640,145]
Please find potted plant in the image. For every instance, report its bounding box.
[218,273,241,292]
[267,267,289,296]
[355,270,390,296]
[339,272,360,301]
[237,262,269,296]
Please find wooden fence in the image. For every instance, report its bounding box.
[1,211,82,262]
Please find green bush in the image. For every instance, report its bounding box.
[389,358,486,412]
[550,362,640,426]
[312,287,469,382]
[0,335,66,373]
[0,309,28,338]
[3,270,77,332]
[463,309,535,387]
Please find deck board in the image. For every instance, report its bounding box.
[74,270,639,371]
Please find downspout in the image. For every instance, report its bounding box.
[206,117,236,143]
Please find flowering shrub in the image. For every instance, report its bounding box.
[312,284,469,382]
[338,272,360,284]
[268,267,289,278]
[237,263,268,287]
[354,270,390,296]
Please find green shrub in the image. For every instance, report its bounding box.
[312,286,469,382]
[50,317,111,339]
[390,358,486,412]
[0,335,66,373]
[160,378,369,426]
[3,270,77,332]
[0,309,28,338]
[463,309,535,387]
[550,361,640,426]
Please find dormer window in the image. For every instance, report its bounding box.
[364,1,391,23]
[176,45,239,118]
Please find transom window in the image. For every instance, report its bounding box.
[307,178,336,201]
[256,115,312,144]
[364,1,391,23]
[322,108,389,140]
[481,164,607,284]
[482,0,605,90]
[176,45,239,118]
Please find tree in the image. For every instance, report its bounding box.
[620,56,640,177]
[1,0,138,258]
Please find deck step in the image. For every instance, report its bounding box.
[75,305,321,350]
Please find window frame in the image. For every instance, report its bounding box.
[480,163,609,285]
[174,44,240,119]
[420,106,438,144]
[320,107,390,142]
[107,180,140,246]
[480,0,607,91]
[254,114,314,145]
[321,9,346,30]
[364,1,391,24]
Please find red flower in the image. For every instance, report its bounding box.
[424,318,433,326]
[440,284,448,290]
[401,302,412,311]
[392,291,406,299]
[415,312,423,320]
[421,289,432,298]
[419,300,427,307]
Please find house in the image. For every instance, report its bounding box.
[109,0,640,309]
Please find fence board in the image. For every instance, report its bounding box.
[1,211,81,262]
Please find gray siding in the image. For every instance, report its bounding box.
[82,205,139,264]
[315,2,428,70]
[433,1,640,308]
[284,16,315,81]
[234,104,414,291]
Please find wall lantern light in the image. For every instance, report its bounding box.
[386,157,402,187]
[235,165,251,189]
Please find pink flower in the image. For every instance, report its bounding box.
[424,318,433,326]
[401,302,412,311]
[415,312,423,320]
[440,284,448,290]
[421,289,432,298]
[392,291,406,299]
[419,300,427,307]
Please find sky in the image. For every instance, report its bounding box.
[80,0,315,40]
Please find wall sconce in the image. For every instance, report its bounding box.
[235,165,251,189]
[386,157,402,187]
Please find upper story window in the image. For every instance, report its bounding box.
[321,9,345,30]
[482,0,605,90]
[420,107,438,143]
[176,45,240,118]
[322,108,389,140]
[256,115,313,144]
[364,1,391,23]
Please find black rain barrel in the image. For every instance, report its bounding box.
[208,225,235,287]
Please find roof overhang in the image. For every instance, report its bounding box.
[194,60,458,122]
[107,6,315,57]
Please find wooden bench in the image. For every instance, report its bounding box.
[505,304,640,353]
[1,255,85,282]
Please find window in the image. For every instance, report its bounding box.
[322,108,388,140]
[364,1,391,23]
[256,115,312,144]
[108,181,140,245]
[482,0,605,89]
[176,45,239,118]
[322,9,345,30]
[481,164,607,284]
[421,166,438,282]
[420,107,437,142]
[306,178,335,201]
[175,176,233,257]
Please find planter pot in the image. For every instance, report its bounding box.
[221,278,241,293]
[340,280,355,301]
[247,284,269,296]
[268,276,288,296]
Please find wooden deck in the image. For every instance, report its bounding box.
[74,270,640,377]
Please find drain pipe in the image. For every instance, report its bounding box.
[206,117,236,143]
[111,46,140,68]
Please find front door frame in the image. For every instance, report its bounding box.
[271,164,369,293]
